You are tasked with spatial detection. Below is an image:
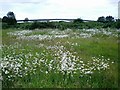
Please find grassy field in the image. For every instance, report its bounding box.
[1,28,119,88]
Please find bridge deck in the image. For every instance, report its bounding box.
[17,19,96,22]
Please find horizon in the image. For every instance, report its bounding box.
[15,17,117,21]
[0,0,119,20]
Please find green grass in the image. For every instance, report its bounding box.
[1,28,118,88]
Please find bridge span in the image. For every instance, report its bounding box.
[17,19,96,22]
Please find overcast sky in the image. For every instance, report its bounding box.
[0,0,119,20]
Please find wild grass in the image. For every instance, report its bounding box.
[1,28,119,88]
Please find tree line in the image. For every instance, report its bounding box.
[1,11,120,29]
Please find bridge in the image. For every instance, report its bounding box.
[17,19,96,22]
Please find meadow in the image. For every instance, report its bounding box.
[1,28,119,88]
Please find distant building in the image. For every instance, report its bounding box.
[118,1,120,19]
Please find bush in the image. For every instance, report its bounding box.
[115,19,120,29]
[29,22,39,29]
[2,23,10,29]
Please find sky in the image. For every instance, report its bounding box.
[0,0,119,20]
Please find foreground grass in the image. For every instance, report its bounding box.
[1,28,118,88]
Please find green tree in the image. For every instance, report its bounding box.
[97,16,106,23]
[0,18,2,22]
[2,11,17,25]
[2,16,8,23]
[106,16,114,22]
[24,18,29,22]
[73,18,83,23]
[115,19,120,29]
[7,12,16,19]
